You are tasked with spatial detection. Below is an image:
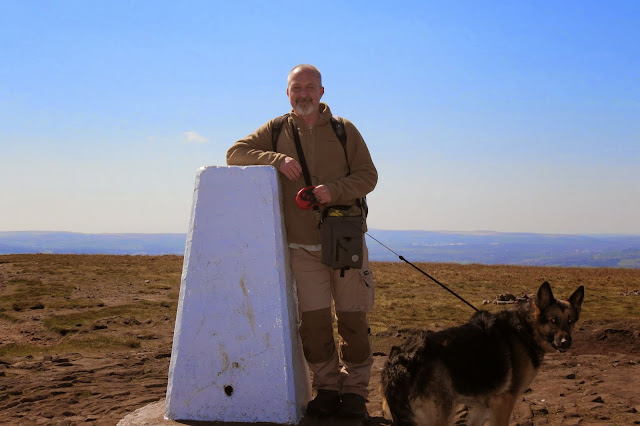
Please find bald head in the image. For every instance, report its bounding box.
[288,64,322,87]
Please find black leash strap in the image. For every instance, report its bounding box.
[365,232,480,313]
[291,121,323,223]
[290,122,313,188]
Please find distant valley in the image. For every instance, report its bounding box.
[365,229,640,268]
[1,230,640,268]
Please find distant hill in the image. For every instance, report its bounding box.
[1,230,640,268]
[365,229,640,268]
[0,231,187,256]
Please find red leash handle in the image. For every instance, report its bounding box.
[296,186,322,209]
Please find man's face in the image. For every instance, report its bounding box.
[287,68,324,117]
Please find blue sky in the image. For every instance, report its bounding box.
[1,1,639,234]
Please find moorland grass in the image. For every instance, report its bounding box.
[0,254,638,359]
[0,335,142,358]
[42,300,174,335]
[369,262,639,330]
[368,261,640,352]
[0,278,74,312]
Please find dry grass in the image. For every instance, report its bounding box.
[0,254,183,358]
[368,261,640,352]
[1,254,639,359]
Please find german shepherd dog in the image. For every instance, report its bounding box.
[381,281,584,425]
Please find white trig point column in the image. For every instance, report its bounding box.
[165,165,311,423]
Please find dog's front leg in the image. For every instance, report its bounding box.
[487,392,517,426]
[467,404,489,426]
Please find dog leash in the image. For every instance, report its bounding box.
[294,184,480,312]
[364,232,480,313]
[295,188,480,312]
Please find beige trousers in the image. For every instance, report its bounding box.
[289,241,375,398]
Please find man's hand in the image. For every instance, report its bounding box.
[279,156,302,181]
[313,185,332,204]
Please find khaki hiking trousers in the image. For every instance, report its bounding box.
[289,240,375,399]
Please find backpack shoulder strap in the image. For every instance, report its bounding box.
[330,116,347,154]
[271,113,290,152]
[331,115,368,216]
[330,115,350,171]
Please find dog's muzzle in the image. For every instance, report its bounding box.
[553,336,572,352]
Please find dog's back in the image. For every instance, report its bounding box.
[381,282,584,425]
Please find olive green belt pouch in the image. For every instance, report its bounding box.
[320,206,364,270]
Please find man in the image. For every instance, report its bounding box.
[226,64,377,419]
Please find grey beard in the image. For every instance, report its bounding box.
[293,102,315,116]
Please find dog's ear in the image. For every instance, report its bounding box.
[536,281,555,311]
[569,285,585,312]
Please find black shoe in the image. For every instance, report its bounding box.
[337,392,368,419]
[306,389,341,418]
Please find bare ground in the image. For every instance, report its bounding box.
[1,255,639,425]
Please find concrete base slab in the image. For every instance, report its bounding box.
[118,399,378,426]
[117,399,278,425]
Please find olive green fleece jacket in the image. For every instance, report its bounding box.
[226,103,378,245]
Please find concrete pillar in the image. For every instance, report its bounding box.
[165,166,311,423]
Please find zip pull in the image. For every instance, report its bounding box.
[313,206,323,228]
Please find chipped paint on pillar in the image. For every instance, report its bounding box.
[165,165,311,423]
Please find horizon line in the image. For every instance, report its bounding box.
[2,229,640,238]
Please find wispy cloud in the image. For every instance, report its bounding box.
[183,131,209,144]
